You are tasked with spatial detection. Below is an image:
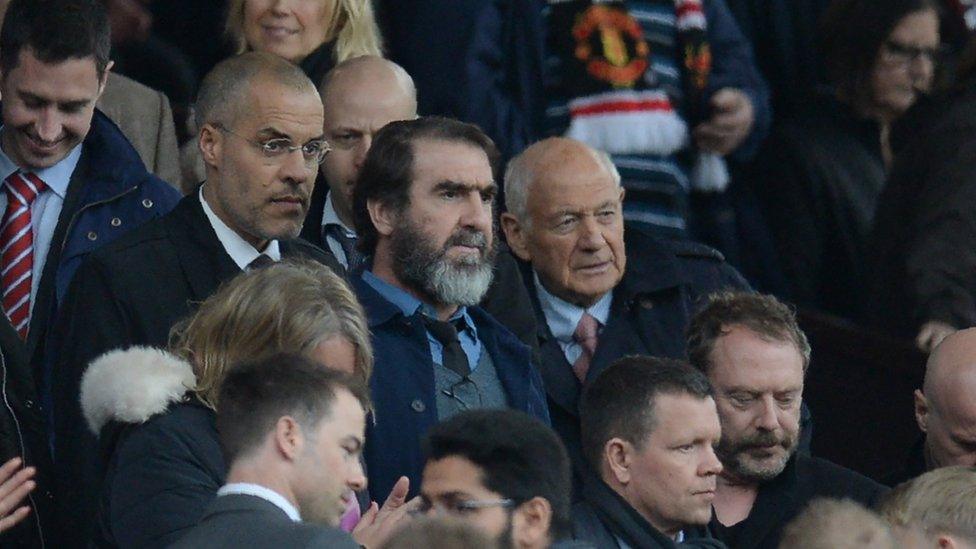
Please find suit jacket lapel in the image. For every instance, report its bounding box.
[526,279,581,417]
[168,193,240,303]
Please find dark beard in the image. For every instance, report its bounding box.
[716,429,797,483]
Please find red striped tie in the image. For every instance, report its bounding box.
[2,172,46,339]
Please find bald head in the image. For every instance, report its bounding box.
[317,55,417,228]
[916,329,976,470]
[195,51,318,130]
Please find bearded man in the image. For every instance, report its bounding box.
[685,291,887,549]
[350,116,550,500]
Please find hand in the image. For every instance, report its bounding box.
[916,320,957,353]
[0,457,35,533]
[693,88,755,155]
[351,476,420,549]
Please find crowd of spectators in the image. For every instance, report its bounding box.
[0,0,975,548]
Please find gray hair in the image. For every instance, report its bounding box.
[880,466,976,543]
[503,143,621,223]
[195,51,318,129]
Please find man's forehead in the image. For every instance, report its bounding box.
[5,48,102,94]
[421,455,490,494]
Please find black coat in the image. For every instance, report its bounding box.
[868,84,976,337]
[709,454,888,549]
[50,191,340,547]
[525,228,749,482]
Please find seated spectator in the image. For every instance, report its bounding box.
[351,116,549,500]
[888,329,976,486]
[879,466,976,548]
[170,354,367,548]
[419,410,584,549]
[306,55,538,348]
[380,517,497,549]
[52,51,340,543]
[755,0,939,320]
[869,37,976,350]
[575,356,725,548]
[542,0,770,235]
[686,292,887,549]
[778,498,897,549]
[500,136,748,476]
[80,261,403,548]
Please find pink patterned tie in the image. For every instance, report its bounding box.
[1,172,46,339]
[572,313,600,382]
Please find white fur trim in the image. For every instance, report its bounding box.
[80,347,196,435]
[691,152,730,192]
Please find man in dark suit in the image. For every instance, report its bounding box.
[351,116,550,501]
[305,55,538,348]
[500,137,749,478]
[685,292,887,549]
[50,51,340,546]
[574,357,726,548]
[172,354,365,549]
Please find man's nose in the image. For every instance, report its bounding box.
[347,460,367,492]
[700,446,724,476]
[35,109,63,142]
[754,397,780,431]
[352,135,372,172]
[279,148,315,185]
[577,215,608,250]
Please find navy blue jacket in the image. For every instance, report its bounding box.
[352,274,550,500]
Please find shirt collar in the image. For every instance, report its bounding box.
[0,129,81,199]
[217,483,301,522]
[533,272,612,343]
[361,269,469,323]
[199,185,281,270]
[321,191,355,236]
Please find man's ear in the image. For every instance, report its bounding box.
[605,438,633,486]
[199,124,223,168]
[273,416,304,461]
[95,60,114,98]
[936,533,960,548]
[367,198,396,239]
[915,389,930,433]
[501,212,531,262]
[511,496,553,549]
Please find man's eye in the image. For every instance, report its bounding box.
[262,140,290,154]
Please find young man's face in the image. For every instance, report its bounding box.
[0,48,108,169]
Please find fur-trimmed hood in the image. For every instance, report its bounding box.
[80,346,196,435]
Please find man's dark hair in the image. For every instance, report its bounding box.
[820,0,938,115]
[216,353,370,464]
[352,116,501,256]
[580,356,713,472]
[685,291,811,374]
[0,0,112,79]
[423,409,573,541]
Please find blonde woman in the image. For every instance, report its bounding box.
[81,261,391,548]
[225,0,383,87]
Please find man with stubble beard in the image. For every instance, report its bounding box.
[686,291,886,549]
[350,116,549,502]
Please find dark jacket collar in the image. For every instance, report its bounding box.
[77,108,157,204]
[580,467,680,549]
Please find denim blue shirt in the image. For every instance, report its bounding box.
[362,270,483,371]
[533,272,612,365]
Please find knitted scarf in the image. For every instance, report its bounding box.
[549,0,728,191]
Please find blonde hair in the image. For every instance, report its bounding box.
[879,466,976,543]
[779,499,896,549]
[169,259,372,409]
[225,0,383,63]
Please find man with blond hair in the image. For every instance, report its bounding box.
[778,499,896,549]
[879,466,976,549]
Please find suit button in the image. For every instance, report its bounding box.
[87,231,98,241]
[142,198,154,208]
[24,399,33,409]
[110,217,122,227]
[411,399,426,413]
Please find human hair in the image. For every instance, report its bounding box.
[423,410,573,541]
[820,0,938,114]
[216,352,370,464]
[580,356,713,473]
[194,51,317,130]
[503,139,620,223]
[380,517,499,549]
[169,259,372,409]
[352,116,501,255]
[0,0,111,80]
[686,291,811,374]
[779,498,896,549]
[878,466,976,542]
[224,0,383,63]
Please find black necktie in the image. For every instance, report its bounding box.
[324,224,364,272]
[246,254,274,271]
[423,316,471,378]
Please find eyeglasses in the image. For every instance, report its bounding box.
[413,496,516,517]
[881,39,943,66]
[214,124,331,165]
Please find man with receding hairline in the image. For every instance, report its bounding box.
[51,51,341,546]
[889,329,976,485]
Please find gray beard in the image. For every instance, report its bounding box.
[391,216,496,307]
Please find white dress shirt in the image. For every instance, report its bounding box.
[533,273,613,365]
[217,482,301,522]
[199,186,281,269]
[320,192,356,269]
